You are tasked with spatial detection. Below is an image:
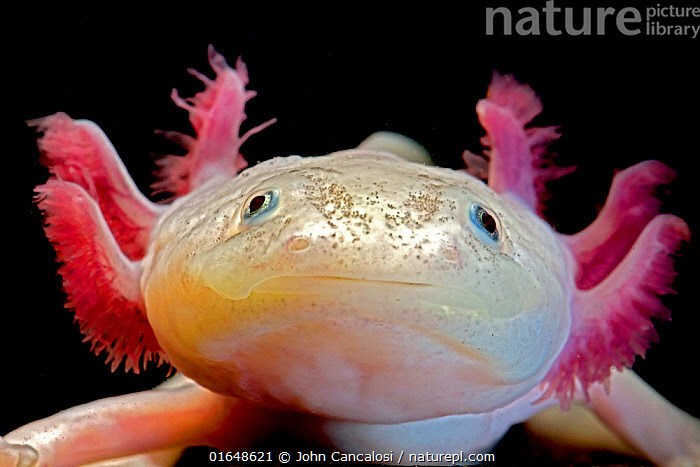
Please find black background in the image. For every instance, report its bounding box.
[5,4,699,466]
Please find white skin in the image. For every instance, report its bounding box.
[2,135,698,466]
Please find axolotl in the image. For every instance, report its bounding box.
[2,46,698,466]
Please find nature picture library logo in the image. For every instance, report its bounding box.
[485,1,700,38]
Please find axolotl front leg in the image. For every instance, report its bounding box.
[587,370,700,466]
[0,375,281,466]
[525,369,700,466]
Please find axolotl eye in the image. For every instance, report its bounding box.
[243,190,279,220]
[469,203,500,244]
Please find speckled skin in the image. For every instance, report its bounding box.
[142,150,571,424]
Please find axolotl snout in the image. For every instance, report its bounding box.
[2,46,698,466]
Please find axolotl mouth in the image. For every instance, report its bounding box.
[155,271,549,424]
[249,274,498,315]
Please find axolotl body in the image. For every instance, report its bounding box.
[2,47,698,466]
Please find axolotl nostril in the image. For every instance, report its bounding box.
[2,46,698,466]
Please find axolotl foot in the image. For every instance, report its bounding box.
[0,437,38,467]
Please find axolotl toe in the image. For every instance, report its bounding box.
[2,46,698,466]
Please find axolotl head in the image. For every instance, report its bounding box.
[142,150,571,423]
